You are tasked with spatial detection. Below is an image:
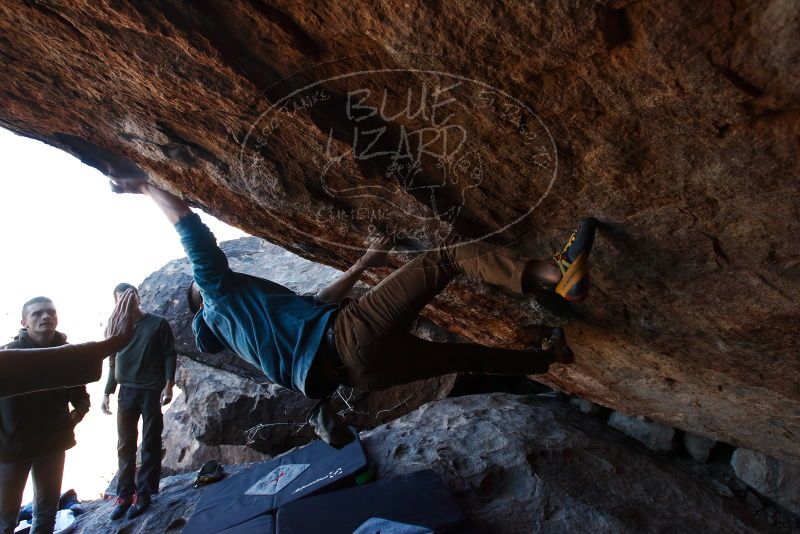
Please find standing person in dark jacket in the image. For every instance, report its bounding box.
[101,284,176,521]
[0,297,90,534]
[0,289,138,400]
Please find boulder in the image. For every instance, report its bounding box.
[608,412,678,453]
[731,448,800,516]
[160,356,305,474]
[2,1,799,465]
[684,432,717,463]
[363,394,764,533]
[570,396,604,415]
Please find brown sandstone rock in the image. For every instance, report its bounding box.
[0,1,798,464]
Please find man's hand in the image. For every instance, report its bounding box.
[356,236,393,269]
[315,236,394,305]
[160,383,174,406]
[101,394,112,415]
[109,176,149,195]
[106,289,136,347]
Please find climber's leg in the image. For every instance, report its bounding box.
[336,326,572,392]
[335,239,557,348]
[332,237,575,385]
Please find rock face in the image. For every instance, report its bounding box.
[363,394,768,533]
[1,1,798,464]
[140,237,456,472]
[76,394,771,533]
[732,448,800,516]
[684,432,717,464]
[608,411,679,453]
[160,356,298,474]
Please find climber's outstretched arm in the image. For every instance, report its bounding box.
[110,179,192,224]
[111,178,232,297]
[315,236,393,305]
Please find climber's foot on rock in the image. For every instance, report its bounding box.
[553,217,598,302]
[541,327,574,364]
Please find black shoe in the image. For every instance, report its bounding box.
[126,494,151,519]
[109,497,133,520]
[553,217,598,301]
[194,460,225,488]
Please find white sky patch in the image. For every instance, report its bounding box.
[0,127,247,502]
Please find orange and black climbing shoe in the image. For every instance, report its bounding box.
[553,217,598,302]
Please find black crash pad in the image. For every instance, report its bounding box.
[275,470,473,534]
[216,513,275,534]
[184,436,368,534]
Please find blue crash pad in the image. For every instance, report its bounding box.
[184,436,368,534]
[275,470,474,534]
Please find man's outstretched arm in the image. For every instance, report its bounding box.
[315,236,393,305]
[0,290,137,399]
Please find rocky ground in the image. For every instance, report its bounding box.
[74,393,799,533]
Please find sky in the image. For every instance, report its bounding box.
[0,127,247,504]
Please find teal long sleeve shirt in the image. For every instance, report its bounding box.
[175,213,337,396]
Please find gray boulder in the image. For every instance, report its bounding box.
[732,448,800,515]
[362,394,762,533]
[160,356,307,474]
[684,432,716,463]
[570,397,604,415]
[608,412,678,453]
[161,354,456,474]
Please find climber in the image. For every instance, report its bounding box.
[109,177,597,401]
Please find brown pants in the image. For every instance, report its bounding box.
[333,240,554,391]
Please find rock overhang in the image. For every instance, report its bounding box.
[0,0,797,464]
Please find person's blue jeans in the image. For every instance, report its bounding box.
[0,450,65,534]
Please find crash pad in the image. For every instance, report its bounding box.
[215,513,275,534]
[184,435,368,533]
[275,470,473,534]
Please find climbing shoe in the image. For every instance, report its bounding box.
[553,217,598,301]
[194,460,225,488]
[541,327,574,364]
[109,496,133,520]
[126,494,150,519]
